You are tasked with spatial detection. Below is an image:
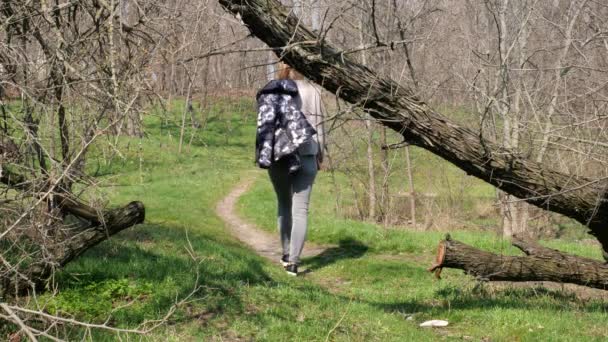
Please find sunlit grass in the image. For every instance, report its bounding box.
[33,97,608,341]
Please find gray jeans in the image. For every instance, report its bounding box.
[268,154,318,264]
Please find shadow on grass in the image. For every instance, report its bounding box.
[375,283,608,315]
[302,237,369,271]
[51,221,608,341]
[54,223,275,325]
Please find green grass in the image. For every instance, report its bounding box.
[28,97,608,341]
[239,170,608,341]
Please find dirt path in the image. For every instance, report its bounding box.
[215,175,608,299]
[215,174,328,264]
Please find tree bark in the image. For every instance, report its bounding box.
[0,167,145,296]
[404,145,416,228]
[365,119,377,221]
[3,199,145,296]
[217,0,608,250]
[428,235,608,290]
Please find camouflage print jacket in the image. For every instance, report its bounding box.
[255,79,316,173]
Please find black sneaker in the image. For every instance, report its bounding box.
[284,263,298,276]
[280,254,290,267]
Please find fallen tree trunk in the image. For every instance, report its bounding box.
[2,199,145,296]
[428,235,608,290]
[217,0,608,250]
[0,167,145,296]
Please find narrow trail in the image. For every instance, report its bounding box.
[215,174,328,264]
[215,175,608,299]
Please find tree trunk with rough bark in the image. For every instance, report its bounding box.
[3,199,145,296]
[217,0,608,252]
[0,167,145,296]
[428,234,608,290]
[365,119,377,221]
[404,145,416,228]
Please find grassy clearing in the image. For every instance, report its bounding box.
[36,99,440,341]
[239,168,608,341]
[29,97,608,341]
[239,173,603,259]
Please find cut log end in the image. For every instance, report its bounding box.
[427,239,446,279]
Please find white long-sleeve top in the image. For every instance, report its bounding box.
[295,79,325,158]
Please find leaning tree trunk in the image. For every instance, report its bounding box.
[428,235,608,290]
[217,0,608,250]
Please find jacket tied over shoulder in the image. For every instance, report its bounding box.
[255,79,316,173]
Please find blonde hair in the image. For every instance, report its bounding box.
[276,62,304,80]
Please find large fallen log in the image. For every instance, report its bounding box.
[0,167,145,296]
[2,199,145,296]
[217,0,608,250]
[428,235,608,290]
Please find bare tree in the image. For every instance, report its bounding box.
[0,0,168,338]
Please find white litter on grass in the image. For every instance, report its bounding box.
[419,320,449,328]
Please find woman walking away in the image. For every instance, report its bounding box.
[254,63,325,276]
